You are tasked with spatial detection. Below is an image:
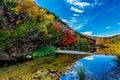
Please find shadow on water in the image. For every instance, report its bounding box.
[0,59,32,67]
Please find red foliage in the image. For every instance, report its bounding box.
[61,29,76,47]
[51,23,62,32]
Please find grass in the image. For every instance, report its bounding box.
[78,67,85,80]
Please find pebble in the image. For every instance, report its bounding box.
[26,55,32,59]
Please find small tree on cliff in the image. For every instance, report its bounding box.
[60,28,76,48]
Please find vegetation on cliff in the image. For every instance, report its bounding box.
[94,35,120,61]
[0,0,94,60]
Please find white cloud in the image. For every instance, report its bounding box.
[70,19,77,23]
[82,31,92,36]
[69,17,77,23]
[73,24,83,30]
[66,0,90,8]
[65,0,104,10]
[104,6,116,14]
[61,18,69,23]
[71,6,84,13]
[74,2,90,8]
[65,0,74,4]
[65,0,92,14]
[118,22,120,25]
[70,17,75,20]
[73,14,79,16]
[85,56,94,60]
[97,1,104,6]
[106,26,111,29]
[71,17,88,30]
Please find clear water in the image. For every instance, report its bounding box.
[0,54,87,80]
[0,46,120,80]
[59,55,120,80]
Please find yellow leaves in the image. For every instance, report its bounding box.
[115,41,120,55]
[40,9,47,14]
[45,14,54,21]
[14,0,38,13]
[29,6,39,18]
[14,5,22,13]
[39,9,55,21]
[14,0,33,6]
[39,25,48,35]
[16,20,21,25]
[12,0,55,23]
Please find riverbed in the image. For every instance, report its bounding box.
[0,54,88,80]
[0,47,120,80]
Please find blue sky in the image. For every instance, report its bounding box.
[34,0,120,37]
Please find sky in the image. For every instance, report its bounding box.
[34,0,120,37]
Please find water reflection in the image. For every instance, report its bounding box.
[81,45,115,54]
[95,47,114,54]
[79,45,96,52]
[59,55,120,80]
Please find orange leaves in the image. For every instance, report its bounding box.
[51,23,62,32]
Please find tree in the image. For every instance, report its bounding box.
[51,23,61,32]
[60,29,76,48]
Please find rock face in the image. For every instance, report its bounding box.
[0,0,96,61]
[0,5,8,28]
[0,4,29,30]
[0,1,31,60]
[0,4,15,29]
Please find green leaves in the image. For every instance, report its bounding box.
[80,38,89,45]
[0,19,4,27]
[32,46,56,58]
[0,0,4,5]
[78,68,85,80]
[0,29,11,47]
[6,0,16,10]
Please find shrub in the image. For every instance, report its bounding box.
[6,0,16,9]
[80,38,89,45]
[60,29,76,48]
[0,0,3,5]
[32,46,56,58]
[0,19,4,27]
[0,29,11,47]
[115,41,120,56]
[61,47,67,50]
[75,46,81,50]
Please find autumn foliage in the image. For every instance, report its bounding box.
[51,23,62,32]
[0,0,93,60]
[60,29,76,48]
[50,23,77,48]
